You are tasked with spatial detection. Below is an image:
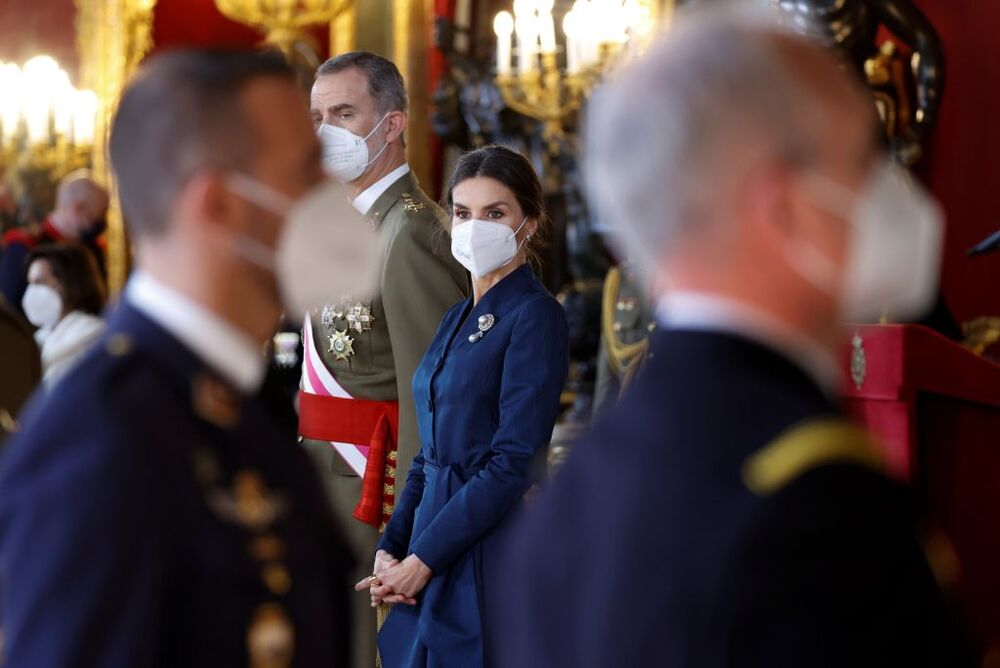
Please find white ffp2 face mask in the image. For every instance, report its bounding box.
[225,174,381,317]
[22,283,63,330]
[790,159,944,322]
[317,114,390,183]
[451,217,528,279]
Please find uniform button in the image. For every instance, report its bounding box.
[262,564,292,595]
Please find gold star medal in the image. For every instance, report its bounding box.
[328,329,355,361]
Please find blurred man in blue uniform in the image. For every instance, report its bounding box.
[0,171,109,316]
[0,51,360,666]
[496,6,973,667]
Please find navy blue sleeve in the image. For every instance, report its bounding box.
[410,296,569,573]
[0,404,167,666]
[0,241,29,314]
[376,448,426,558]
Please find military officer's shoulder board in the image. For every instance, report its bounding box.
[742,418,885,495]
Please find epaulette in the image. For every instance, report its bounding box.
[601,266,651,376]
[400,191,428,213]
[742,418,884,495]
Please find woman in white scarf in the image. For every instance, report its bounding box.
[21,244,106,388]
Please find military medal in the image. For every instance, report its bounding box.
[328,329,355,361]
[469,313,496,343]
[346,302,375,334]
[320,304,345,329]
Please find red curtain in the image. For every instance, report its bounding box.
[912,0,1000,323]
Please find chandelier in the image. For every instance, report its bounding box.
[493,0,656,153]
[214,0,352,61]
[0,56,99,225]
[0,56,98,152]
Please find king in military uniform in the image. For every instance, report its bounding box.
[304,52,469,668]
[0,51,357,666]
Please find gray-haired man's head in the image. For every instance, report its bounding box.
[585,5,878,291]
[310,52,410,188]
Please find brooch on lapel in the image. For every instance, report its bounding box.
[468,313,496,343]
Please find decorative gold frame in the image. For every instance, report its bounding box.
[76,0,158,294]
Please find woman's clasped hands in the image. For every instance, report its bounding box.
[354,549,433,608]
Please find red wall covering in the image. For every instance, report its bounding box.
[911,0,1000,323]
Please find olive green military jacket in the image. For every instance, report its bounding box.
[0,296,41,440]
[308,170,469,490]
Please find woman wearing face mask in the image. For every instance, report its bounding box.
[362,145,569,667]
[22,244,106,388]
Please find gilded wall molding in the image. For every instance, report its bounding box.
[76,0,157,295]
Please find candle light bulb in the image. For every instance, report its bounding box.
[494,11,515,76]
[494,10,514,38]
[537,0,557,54]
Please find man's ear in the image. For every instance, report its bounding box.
[177,171,242,235]
[384,110,407,144]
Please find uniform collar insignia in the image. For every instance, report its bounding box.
[192,372,241,429]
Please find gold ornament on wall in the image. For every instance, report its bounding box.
[76,0,159,294]
[493,0,661,154]
[215,0,353,66]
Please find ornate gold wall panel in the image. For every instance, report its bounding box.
[328,0,432,190]
[329,2,357,54]
[393,0,433,190]
[76,0,157,295]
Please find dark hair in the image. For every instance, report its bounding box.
[445,145,550,267]
[110,50,296,238]
[316,51,408,115]
[26,244,106,316]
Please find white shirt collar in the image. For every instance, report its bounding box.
[126,272,267,394]
[352,163,410,214]
[656,291,842,392]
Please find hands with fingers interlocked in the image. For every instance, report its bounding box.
[354,549,433,608]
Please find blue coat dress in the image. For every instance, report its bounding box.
[376,264,569,668]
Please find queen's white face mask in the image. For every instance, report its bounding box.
[225,174,380,317]
[316,113,390,183]
[451,217,528,278]
[22,283,63,330]
[788,159,944,322]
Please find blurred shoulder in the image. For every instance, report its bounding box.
[4,334,179,478]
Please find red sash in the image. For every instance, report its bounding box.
[299,392,399,529]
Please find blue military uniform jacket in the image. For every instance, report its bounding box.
[495,329,972,667]
[0,301,354,666]
[377,264,569,668]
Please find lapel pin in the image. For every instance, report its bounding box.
[469,313,496,343]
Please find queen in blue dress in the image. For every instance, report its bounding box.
[357,145,569,667]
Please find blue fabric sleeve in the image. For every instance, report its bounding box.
[376,448,427,558]
[410,296,569,573]
[0,415,166,666]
